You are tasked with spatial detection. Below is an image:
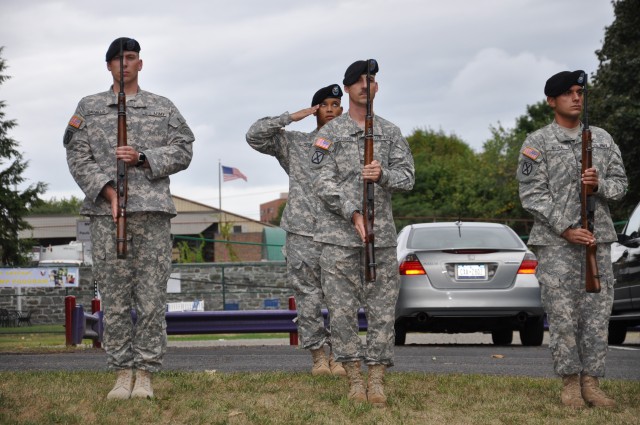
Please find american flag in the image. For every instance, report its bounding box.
[222,165,247,182]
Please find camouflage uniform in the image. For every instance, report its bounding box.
[64,88,194,372]
[517,121,627,377]
[246,113,328,350]
[311,113,415,366]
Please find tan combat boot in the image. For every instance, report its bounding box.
[367,364,387,407]
[581,375,616,408]
[131,369,154,399]
[343,361,367,402]
[328,352,347,377]
[107,368,134,400]
[310,348,331,376]
[561,374,585,408]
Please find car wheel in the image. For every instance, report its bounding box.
[608,322,627,345]
[395,322,407,346]
[520,316,544,346]
[491,329,513,345]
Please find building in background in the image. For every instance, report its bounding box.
[20,195,280,263]
[260,192,288,224]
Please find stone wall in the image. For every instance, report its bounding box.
[0,261,288,325]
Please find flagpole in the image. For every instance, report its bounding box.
[218,159,223,226]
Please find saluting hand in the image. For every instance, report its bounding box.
[290,105,319,122]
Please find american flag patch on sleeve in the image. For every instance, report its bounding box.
[313,137,332,151]
[68,115,83,129]
[522,146,540,160]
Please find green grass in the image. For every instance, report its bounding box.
[1,329,639,424]
[0,371,638,425]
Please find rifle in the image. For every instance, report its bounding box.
[580,72,600,293]
[363,59,377,282]
[116,39,128,259]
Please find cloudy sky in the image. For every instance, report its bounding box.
[0,0,614,221]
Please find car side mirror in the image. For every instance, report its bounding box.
[626,239,640,248]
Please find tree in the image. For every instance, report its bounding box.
[0,47,47,265]
[590,0,640,217]
[393,129,481,228]
[29,196,83,215]
[478,101,554,235]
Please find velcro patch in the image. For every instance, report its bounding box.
[68,115,83,129]
[522,146,540,160]
[313,137,332,151]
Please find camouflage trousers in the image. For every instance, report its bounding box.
[285,233,329,350]
[90,213,172,373]
[536,243,614,377]
[319,244,399,366]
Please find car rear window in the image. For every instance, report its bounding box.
[407,226,524,250]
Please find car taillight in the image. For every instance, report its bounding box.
[518,252,538,274]
[399,254,426,275]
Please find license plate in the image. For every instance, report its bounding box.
[456,264,487,280]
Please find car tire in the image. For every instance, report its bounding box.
[608,322,627,345]
[395,322,407,346]
[491,329,513,345]
[520,316,544,346]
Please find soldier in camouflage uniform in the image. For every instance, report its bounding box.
[311,60,415,406]
[517,70,627,408]
[63,37,194,400]
[245,84,346,377]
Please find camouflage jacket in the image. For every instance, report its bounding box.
[63,88,194,216]
[517,121,627,245]
[246,112,319,236]
[310,113,415,248]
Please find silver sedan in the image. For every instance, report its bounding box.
[395,221,544,346]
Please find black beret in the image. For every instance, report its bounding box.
[343,59,379,86]
[311,84,343,106]
[105,37,141,62]
[544,70,586,97]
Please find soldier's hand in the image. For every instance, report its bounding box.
[363,160,381,182]
[561,227,596,246]
[582,167,599,191]
[100,184,119,222]
[290,106,319,122]
[352,211,366,242]
[116,146,140,166]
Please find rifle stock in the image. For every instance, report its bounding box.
[363,59,376,282]
[116,40,128,259]
[580,73,600,293]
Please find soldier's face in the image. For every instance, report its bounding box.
[107,51,143,85]
[548,84,583,121]
[345,74,378,107]
[315,98,343,127]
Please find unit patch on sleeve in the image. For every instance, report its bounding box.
[521,146,540,161]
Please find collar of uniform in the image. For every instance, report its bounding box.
[345,113,384,137]
[106,86,145,107]
[550,120,577,143]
